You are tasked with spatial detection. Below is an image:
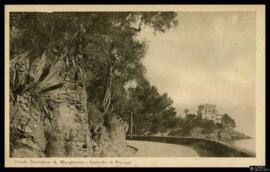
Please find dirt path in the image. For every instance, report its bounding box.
[127,140,199,157]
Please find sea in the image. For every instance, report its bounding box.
[227,138,256,153]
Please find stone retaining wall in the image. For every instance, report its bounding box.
[127,135,255,157]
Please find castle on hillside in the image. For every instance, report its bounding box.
[197,104,223,123]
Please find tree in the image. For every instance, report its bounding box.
[124,78,178,135]
[10,12,178,117]
[221,113,236,128]
[10,12,179,157]
[184,108,189,115]
[81,12,178,115]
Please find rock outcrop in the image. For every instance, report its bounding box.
[87,103,129,156]
[10,52,128,157]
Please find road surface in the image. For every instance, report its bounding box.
[127,140,199,157]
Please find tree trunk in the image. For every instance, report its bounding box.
[102,61,113,115]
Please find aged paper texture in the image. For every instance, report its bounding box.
[5,5,265,167]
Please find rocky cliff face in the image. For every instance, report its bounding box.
[10,52,128,157]
[87,103,129,157]
[168,127,250,141]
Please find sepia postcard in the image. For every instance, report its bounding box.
[5,5,265,167]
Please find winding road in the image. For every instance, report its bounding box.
[127,140,199,157]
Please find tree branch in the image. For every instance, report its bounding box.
[131,17,143,32]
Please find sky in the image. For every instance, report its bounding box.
[138,12,256,136]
